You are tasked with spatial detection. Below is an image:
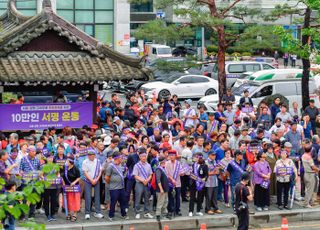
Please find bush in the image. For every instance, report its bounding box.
[206,45,218,53]
[242,52,252,57]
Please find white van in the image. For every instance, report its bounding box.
[144,44,172,60]
[199,78,320,111]
[207,61,275,87]
[233,69,305,88]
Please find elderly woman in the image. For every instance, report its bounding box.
[253,151,272,211]
[274,150,297,210]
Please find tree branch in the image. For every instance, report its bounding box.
[221,0,242,16]
[197,0,211,5]
[225,14,246,24]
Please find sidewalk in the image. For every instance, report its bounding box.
[27,195,320,230]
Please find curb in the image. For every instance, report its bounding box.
[43,207,320,230]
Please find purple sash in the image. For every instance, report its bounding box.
[207,120,218,139]
[25,156,35,171]
[84,160,101,184]
[158,166,168,178]
[8,157,14,165]
[230,160,245,174]
[111,163,125,187]
[183,108,193,126]
[136,162,151,188]
[169,161,181,188]
[192,163,205,191]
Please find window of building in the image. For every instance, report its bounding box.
[130,0,153,12]
[57,0,114,45]
[0,0,37,16]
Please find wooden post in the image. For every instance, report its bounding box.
[90,85,98,124]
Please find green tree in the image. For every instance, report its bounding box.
[133,20,194,44]
[0,162,59,229]
[132,0,261,100]
[269,0,320,109]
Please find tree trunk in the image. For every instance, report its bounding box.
[217,25,227,102]
[301,7,311,110]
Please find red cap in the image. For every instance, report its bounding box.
[168,149,177,156]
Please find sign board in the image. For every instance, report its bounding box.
[0,102,93,130]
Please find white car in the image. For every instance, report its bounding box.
[141,74,218,99]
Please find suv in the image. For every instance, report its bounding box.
[202,61,275,87]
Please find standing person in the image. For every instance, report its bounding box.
[224,103,236,128]
[180,140,194,202]
[205,150,222,214]
[2,181,17,230]
[291,54,297,67]
[222,88,236,105]
[82,150,104,220]
[62,155,81,222]
[285,122,302,153]
[188,153,208,217]
[301,114,313,139]
[253,151,271,211]
[155,155,169,221]
[270,97,281,123]
[274,50,279,61]
[283,53,289,67]
[265,144,277,196]
[105,152,128,221]
[274,150,297,210]
[183,99,197,128]
[19,146,41,218]
[226,150,246,210]
[165,149,183,218]
[132,148,153,219]
[304,99,319,135]
[302,144,320,208]
[171,95,182,117]
[239,90,253,107]
[235,172,253,230]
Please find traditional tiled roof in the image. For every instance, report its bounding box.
[0,0,150,83]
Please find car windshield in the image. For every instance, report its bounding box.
[163,74,183,83]
[157,48,172,55]
[232,83,258,96]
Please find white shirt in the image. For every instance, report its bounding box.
[82,158,101,179]
[183,108,196,127]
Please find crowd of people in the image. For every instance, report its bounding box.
[1,90,320,230]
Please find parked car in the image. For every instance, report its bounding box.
[141,74,218,100]
[202,61,275,87]
[172,46,197,57]
[251,57,279,68]
[199,74,319,111]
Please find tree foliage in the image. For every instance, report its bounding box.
[133,20,194,44]
[0,163,59,229]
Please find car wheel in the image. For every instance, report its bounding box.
[205,88,217,96]
[158,90,171,100]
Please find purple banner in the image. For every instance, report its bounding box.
[0,102,93,130]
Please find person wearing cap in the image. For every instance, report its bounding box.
[304,99,319,135]
[183,99,197,128]
[62,155,81,222]
[165,149,184,218]
[238,127,251,143]
[154,155,169,221]
[105,151,128,221]
[264,144,277,196]
[82,150,104,220]
[235,172,253,230]
[113,116,123,133]
[132,148,153,219]
[274,150,297,210]
[19,146,41,218]
[205,150,221,214]
[188,153,208,217]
